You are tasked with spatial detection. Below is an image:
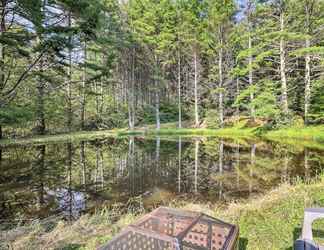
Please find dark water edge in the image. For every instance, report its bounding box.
[0,136,323,230]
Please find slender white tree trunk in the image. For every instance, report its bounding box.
[35,0,46,135]
[304,6,311,124]
[100,149,104,188]
[131,48,136,128]
[35,48,45,134]
[155,137,160,186]
[280,11,289,115]
[304,39,311,123]
[236,78,240,116]
[219,140,224,199]
[178,137,182,193]
[155,79,160,130]
[178,51,182,128]
[194,50,199,127]
[155,58,160,130]
[248,28,254,120]
[128,49,135,130]
[0,4,5,139]
[67,11,73,131]
[127,67,133,130]
[218,30,224,127]
[194,140,199,193]
[80,41,87,129]
[80,141,86,187]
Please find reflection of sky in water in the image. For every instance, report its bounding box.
[0,137,323,222]
[49,189,86,219]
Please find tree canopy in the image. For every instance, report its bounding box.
[1,0,323,138]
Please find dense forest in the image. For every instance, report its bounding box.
[1,0,324,138]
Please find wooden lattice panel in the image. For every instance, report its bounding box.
[211,224,230,250]
[99,228,177,250]
[99,207,238,250]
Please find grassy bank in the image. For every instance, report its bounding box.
[1,122,324,147]
[2,176,324,250]
[264,125,324,143]
[119,127,256,138]
[0,129,126,147]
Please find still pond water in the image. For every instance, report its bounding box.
[0,136,323,226]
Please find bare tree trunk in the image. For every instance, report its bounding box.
[178,137,182,193]
[0,2,5,139]
[248,28,254,120]
[304,40,311,124]
[155,60,160,130]
[66,11,73,131]
[80,141,86,187]
[236,78,240,117]
[36,59,46,135]
[128,105,134,129]
[219,140,224,199]
[155,137,160,166]
[218,27,224,127]
[178,51,182,128]
[131,48,136,128]
[35,1,46,135]
[100,148,104,189]
[155,82,160,130]
[100,77,104,114]
[128,49,135,130]
[304,5,311,124]
[36,145,46,209]
[280,11,289,115]
[95,82,99,116]
[126,68,132,129]
[194,50,199,127]
[95,144,100,190]
[0,1,5,92]
[80,41,87,130]
[194,140,199,193]
[66,142,73,221]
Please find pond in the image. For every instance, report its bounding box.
[0,136,323,228]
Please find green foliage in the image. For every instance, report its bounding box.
[310,80,324,123]
[204,109,221,129]
[1,0,324,139]
[139,103,187,125]
[234,80,280,121]
[0,105,33,127]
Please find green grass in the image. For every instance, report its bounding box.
[264,125,324,143]
[2,176,324,249]
[1,122,324,147]
[1,122,324,249]
[222,179,324,249]
[118,127,255,137]
[0,129,126,146]
[119,119,258,138]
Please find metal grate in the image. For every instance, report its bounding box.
[99,207,239,250]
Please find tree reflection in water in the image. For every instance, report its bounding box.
[0,136,323,224]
